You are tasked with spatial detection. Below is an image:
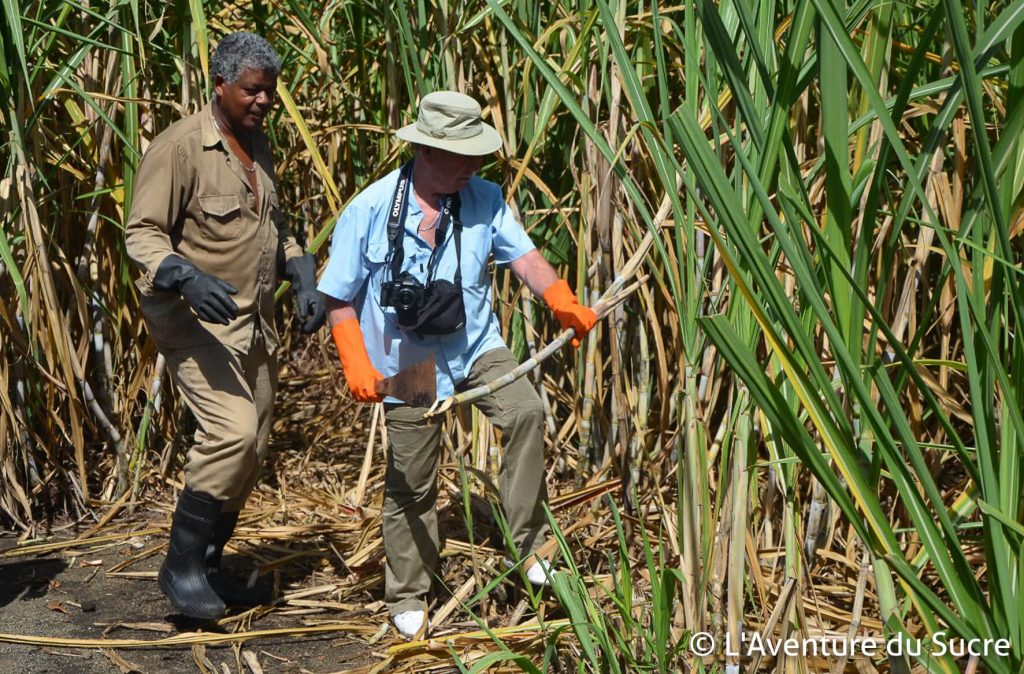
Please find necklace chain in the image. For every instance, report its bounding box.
[417,211,440,233]
[212,115,257,174]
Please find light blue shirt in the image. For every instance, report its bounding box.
[317,168,535,400]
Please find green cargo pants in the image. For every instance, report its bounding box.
[383,347,548,616]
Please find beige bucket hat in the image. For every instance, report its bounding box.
[396,91,502,156]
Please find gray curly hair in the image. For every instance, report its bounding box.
[210,32,281,84]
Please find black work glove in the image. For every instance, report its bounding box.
[153,254,238,325]
[284,253,326,334]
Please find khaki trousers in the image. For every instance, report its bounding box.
[163,336,277,512]
[383,348,548,615]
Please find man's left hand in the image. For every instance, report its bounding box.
[285,253,326,334]
[543,279,597,348]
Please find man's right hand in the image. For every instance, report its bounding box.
[153,255,238,325]
[179,273,238,325]
[331,318,384,403]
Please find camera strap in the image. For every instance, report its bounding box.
[425,193,462,288]
[385,160,462,288]
[385,161,414,285]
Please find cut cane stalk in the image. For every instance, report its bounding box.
[423,226,657,418]
[425,278,645,418]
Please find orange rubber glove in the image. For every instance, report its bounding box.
[331,318,384,403]
[543,279,597,348]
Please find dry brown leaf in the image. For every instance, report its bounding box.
[100,622,174,637]
[191,644,216,674]
[46,601,70,614]
[241,649,264,674]
[99,648,143,674]
[280,584,336,601]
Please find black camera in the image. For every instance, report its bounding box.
[380,272,425,313]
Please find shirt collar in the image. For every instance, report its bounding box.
[200,101,222,149]
[201,100,271,158]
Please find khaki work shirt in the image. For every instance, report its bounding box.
[125,101,303,354]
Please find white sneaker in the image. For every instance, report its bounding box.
[504,556,556,587]
[526,558,555,586]
[393,610,426,639]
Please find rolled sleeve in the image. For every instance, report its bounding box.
[489,187,535,264]
[124,141,191,294]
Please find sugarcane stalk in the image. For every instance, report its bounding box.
[130,353,166,501]
[519,292,557,439]
[79,378,127,495]
[678,380,701,631]
[69,51,121,441]
[710,461,729,651]
[625,313,649,516]
[15,156,107,502]
[577,272,600,483]
[425,218,657,420]
[804,476,829,562]
[8,336,37,522]
[11,317,38,459]
[81,105,118,415]
[833,545,871,674]
[352,402,380,508]
[476,404,491,474]
[425,279,643,418]
[0,622,378,649]
[611,204,634,506]
[578,60,617,483]
[725,384,752,674]
[636,311,651,444]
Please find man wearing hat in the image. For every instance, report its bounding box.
[317,91,596,638]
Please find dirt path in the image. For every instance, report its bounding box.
[0,350,393,673]
[0,532,379,673]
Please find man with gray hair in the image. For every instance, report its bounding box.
[125,31,325,619]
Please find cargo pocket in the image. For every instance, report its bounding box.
[198,193,243,241]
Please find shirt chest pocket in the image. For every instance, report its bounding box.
[364,242,393,314]
[365,242,388,266]
[197,194,243,241]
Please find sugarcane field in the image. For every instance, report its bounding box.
[1,0,1022,672]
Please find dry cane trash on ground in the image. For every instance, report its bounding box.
[0,363,636,673]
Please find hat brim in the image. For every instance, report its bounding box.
[395,122,502,156]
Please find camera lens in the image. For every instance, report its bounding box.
[395,287,418,310]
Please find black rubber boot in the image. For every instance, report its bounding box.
[205,511,272,608]
[158,488,227,620]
